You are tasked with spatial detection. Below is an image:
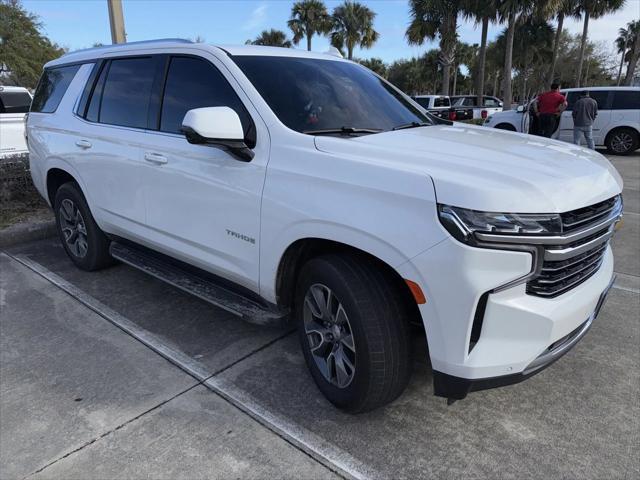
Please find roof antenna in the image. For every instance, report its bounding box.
[324,46,343,58]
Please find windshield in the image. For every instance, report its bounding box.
[232,56,431,134]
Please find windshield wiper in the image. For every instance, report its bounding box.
[392,121,431,131]
[303,126,383,136]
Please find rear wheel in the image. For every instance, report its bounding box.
[606,128,639,155]
[295,254,412,413]
[54,182,113,271]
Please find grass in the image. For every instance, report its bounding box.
[0,154,52,229]
[0,187,51,229]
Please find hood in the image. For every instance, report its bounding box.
[314,124,623,213]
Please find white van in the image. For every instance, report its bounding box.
[27,40,623,412]
[483,87,640,155]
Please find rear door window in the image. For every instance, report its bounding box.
[590,91,610,109]
[159,56,253,142]
[0,90,32,113]
[98,57,157,129]
[414,97,430,109]
[31,64,81,113]
[611,90,640,110]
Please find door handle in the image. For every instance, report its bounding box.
[75,139,92,149]
[144,152,168,165]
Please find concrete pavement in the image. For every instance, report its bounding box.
[0,255,336,480]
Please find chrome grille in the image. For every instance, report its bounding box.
[526,196,622,298]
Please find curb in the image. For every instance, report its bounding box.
[0,219,57,249]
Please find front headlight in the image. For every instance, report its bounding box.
[438,204,562,244]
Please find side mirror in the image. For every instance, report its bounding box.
[181,107,254,162]
[516,105,525,113]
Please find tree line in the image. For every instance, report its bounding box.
[246,0,639,110]
[1,0,638,106]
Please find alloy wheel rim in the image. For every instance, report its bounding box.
[303,283,356,388]
[59,199,88,258]
[611,133,632,153]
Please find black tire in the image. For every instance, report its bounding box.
[295,254,412,413]
[606,127,639,156]
[54,182,113,271]
[495,123,516,131]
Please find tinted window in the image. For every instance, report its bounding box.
[85,63,108,122]
[565,91,609,110]
[31,64,80,113]
[414,97,430,109]
[0,91,32,113]
[234,56,430,134]
[160,56,252,140]
[99,57,156,128]
[484,97,500,107]
[433,97,450,107]
[611,90,640,110]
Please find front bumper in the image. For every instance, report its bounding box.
[395,234,616,399]
[432,274,614,399]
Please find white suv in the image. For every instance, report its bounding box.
[27,40,623,412]
[483,86,640,155]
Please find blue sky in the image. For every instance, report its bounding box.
[23,0,640,63]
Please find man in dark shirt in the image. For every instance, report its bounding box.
[533,83,567,137]
[572,91,598,149]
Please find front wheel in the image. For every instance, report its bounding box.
[606,128,639,155]
[295,255,412,413]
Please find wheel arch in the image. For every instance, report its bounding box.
[494,123,517,132]
[44,158,89,207]
[274,237,422,326]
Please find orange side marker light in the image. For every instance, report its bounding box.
[405,279,427,304]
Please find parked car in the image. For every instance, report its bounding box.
[451,95,503,120]
[28,40,623,412]
[412,94,452,119]
[0,86,32,157]
[483,87,640,155]
[412,94,474,121]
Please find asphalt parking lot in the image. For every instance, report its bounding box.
[1,152,638,480]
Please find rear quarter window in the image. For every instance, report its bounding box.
[31,64,81,113]
[611,90,640,110]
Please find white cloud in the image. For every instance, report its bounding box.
[242,3,268,32]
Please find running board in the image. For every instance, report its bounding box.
[109,242,288,326]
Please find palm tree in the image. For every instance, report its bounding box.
[407,0,463,96]
[547,0,580,84]
[330,1,379,60]
[287,0,332,51]
[462,0,498,105]
[497,0,558,110]
[357,57,387,77]
[620,20,640,85]
[246,29,293,48]
[616,25,631,85]
[451,42,477,95]
[575,0,625,87]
